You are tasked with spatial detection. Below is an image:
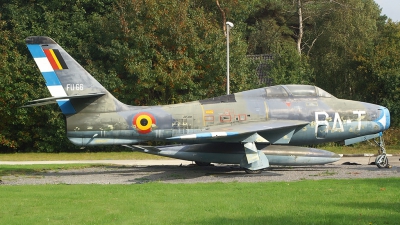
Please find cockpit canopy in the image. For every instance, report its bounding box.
[265,85,334,98]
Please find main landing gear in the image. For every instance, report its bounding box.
[244,168,263,174]
[194,161,212,167]
[373,136,390,168]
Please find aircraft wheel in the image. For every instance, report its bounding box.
[375,155,389,168]
[194,161,212,166]
[244,169,262,174]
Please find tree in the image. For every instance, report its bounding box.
[0,0,260,152]
[309,0,381,97]
[0,0,398,152]
[353,20,400,126]
[95,0,258,105]
[0,0,114,152]
[246,0,315,85]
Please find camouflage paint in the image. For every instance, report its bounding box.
[25,36,391,171]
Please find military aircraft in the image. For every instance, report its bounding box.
[24,36,391,173]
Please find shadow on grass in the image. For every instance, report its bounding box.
[1,164,283,184]
[0,164,106,177]
[53,164,283,183]
[3,163,399,185]
[268,166,341,171]
[0,167,44,176]
[194,178,400,225]
[194,210,399,225]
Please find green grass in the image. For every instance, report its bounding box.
[0,151,168,161]
[1,145,399,162]
[0,164,107,176]
[0,178,399,224]
[0,143,399,163]
[323,144,400,155]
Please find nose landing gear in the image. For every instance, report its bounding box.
[374,136,391,168]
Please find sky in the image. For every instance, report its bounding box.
[375,0,400,22]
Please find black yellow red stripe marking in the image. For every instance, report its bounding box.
[52,49,68,69]
[43,49,68,70]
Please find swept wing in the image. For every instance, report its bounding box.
[168,119,309,144]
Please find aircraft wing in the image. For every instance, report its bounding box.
[167,120,309,144]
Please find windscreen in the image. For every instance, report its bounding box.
[285,85,317,97]
[316,87,334,98]
[265,85,335,98]
[265,86,289,97]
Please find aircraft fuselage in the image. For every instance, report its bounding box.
[66,85,389,147]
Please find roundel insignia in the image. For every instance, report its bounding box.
[133,112,156,134]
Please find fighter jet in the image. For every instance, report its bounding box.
[24,36,391,173]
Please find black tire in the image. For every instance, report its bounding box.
[195,161,212,166]
[375,155,389,168]
[244,169,262,174]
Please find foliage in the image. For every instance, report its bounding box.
[267,45,314,85]
[0,0,399,152]
[0,0,108,152]
[309,0,382,98]
[90,0,259,105]
[353,21,400,126]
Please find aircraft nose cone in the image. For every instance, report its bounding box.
[377,107,390,131]
[384,107,391,130]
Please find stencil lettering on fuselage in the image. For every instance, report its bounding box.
[315,111,366,135]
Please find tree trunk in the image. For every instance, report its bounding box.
[297,0,303,56]
[216,0,227,36]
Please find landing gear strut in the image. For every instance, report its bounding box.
[373,136,390,168]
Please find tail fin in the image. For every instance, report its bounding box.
[25,36,125,114]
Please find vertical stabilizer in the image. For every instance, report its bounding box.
[26,36,125,114]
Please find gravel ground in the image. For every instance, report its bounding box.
[1,156,399,185]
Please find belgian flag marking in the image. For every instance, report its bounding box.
[43,49,68,70]
[133,112,156,134]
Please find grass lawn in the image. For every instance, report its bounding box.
[0,164,107,176]
[0,178,399,225]
[323,144,400,155]
[1,144,399,161]
[0,151,168,161]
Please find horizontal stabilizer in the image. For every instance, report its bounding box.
[22,93,105,107]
